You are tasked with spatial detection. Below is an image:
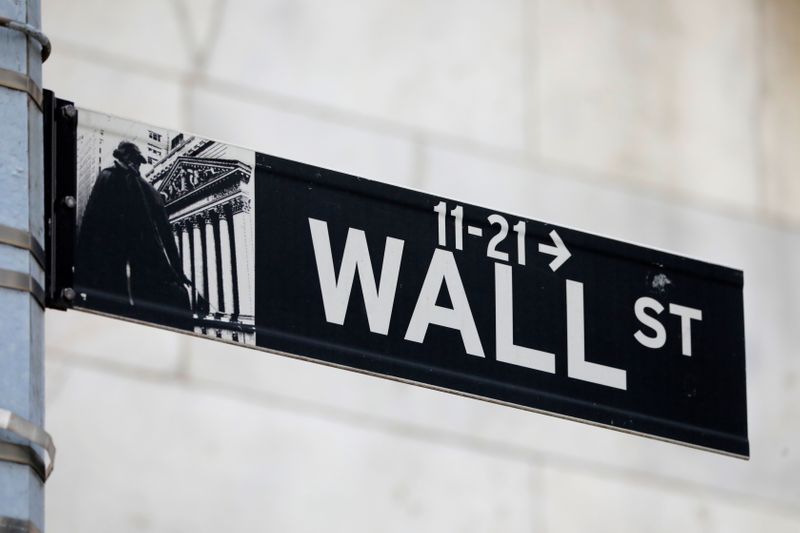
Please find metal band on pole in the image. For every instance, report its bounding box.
[0,68,43,109]
[0,269,45,308]
[0,517,42,533]
[0,442,47,482]
[0,16,50,62]
[0,224,45,269]
[0,409,55,481]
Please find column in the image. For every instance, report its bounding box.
[174,227,181,255]
[192,216,205,314]
[217,207,234,316]
[181,222,192,289]
[232,199,254,318]
[204,215,219,314]
[187,220,197,309]
[211,210,226,314]
[224,204,240,317]
[198,214,210,315]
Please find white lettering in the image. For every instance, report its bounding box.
[567,280,627,390]
[669,303,702,356]
[405,249,485,357]
[308,218,404,335]
[633,297,666,349]
[495,263,555,373]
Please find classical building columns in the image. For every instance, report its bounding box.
[154,147,255,343]
[192,217,205,313]
[231,196,254,318]
[224,203,241,317]
[169,200,253,326]
[180,223,192,295]
[204,216,219,314]
[216,208,235,316]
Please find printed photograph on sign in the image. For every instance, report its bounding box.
[74,109,256,345]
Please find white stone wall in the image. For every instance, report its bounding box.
[40,1,800,531]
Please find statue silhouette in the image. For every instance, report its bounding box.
[76,141,193,331]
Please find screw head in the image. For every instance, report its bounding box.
[60,105,77,120]
[60,288,76,302]
[61,196,76,209]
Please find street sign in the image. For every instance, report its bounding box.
[45,99,748,458]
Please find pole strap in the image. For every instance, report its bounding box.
[0,442,47,483]
[0,224,45,269]
[0,409,55,481]
[0,268,45,309]
[0,16,51,62]
[0,68,43,109]
[0,517,41,533]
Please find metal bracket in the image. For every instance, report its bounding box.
[0,409,55,482]
[0,68,43,109]
[43,91,77,310]
[0,268,45,309]
[0,224,45,269]
[0,16,51,62]
[0,517,41,533]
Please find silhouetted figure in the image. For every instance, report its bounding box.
[76,141,193,330]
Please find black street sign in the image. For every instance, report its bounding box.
[46,97,749,458]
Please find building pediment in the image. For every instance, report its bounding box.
[156,156,251,208]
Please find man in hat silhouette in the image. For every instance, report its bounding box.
[76,141,193,330]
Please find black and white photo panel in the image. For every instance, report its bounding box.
[74,109,256,345]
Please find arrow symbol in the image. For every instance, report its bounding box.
[538,229,571,271]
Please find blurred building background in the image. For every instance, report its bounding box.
[40,0,799,531]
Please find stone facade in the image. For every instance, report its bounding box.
[148,141,255,343]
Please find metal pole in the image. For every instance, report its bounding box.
[0,0,45,531]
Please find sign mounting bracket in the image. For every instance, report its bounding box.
[42,91,76,310]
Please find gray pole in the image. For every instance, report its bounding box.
[0,0,45,531]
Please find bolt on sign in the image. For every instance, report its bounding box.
[44,94,748,458]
